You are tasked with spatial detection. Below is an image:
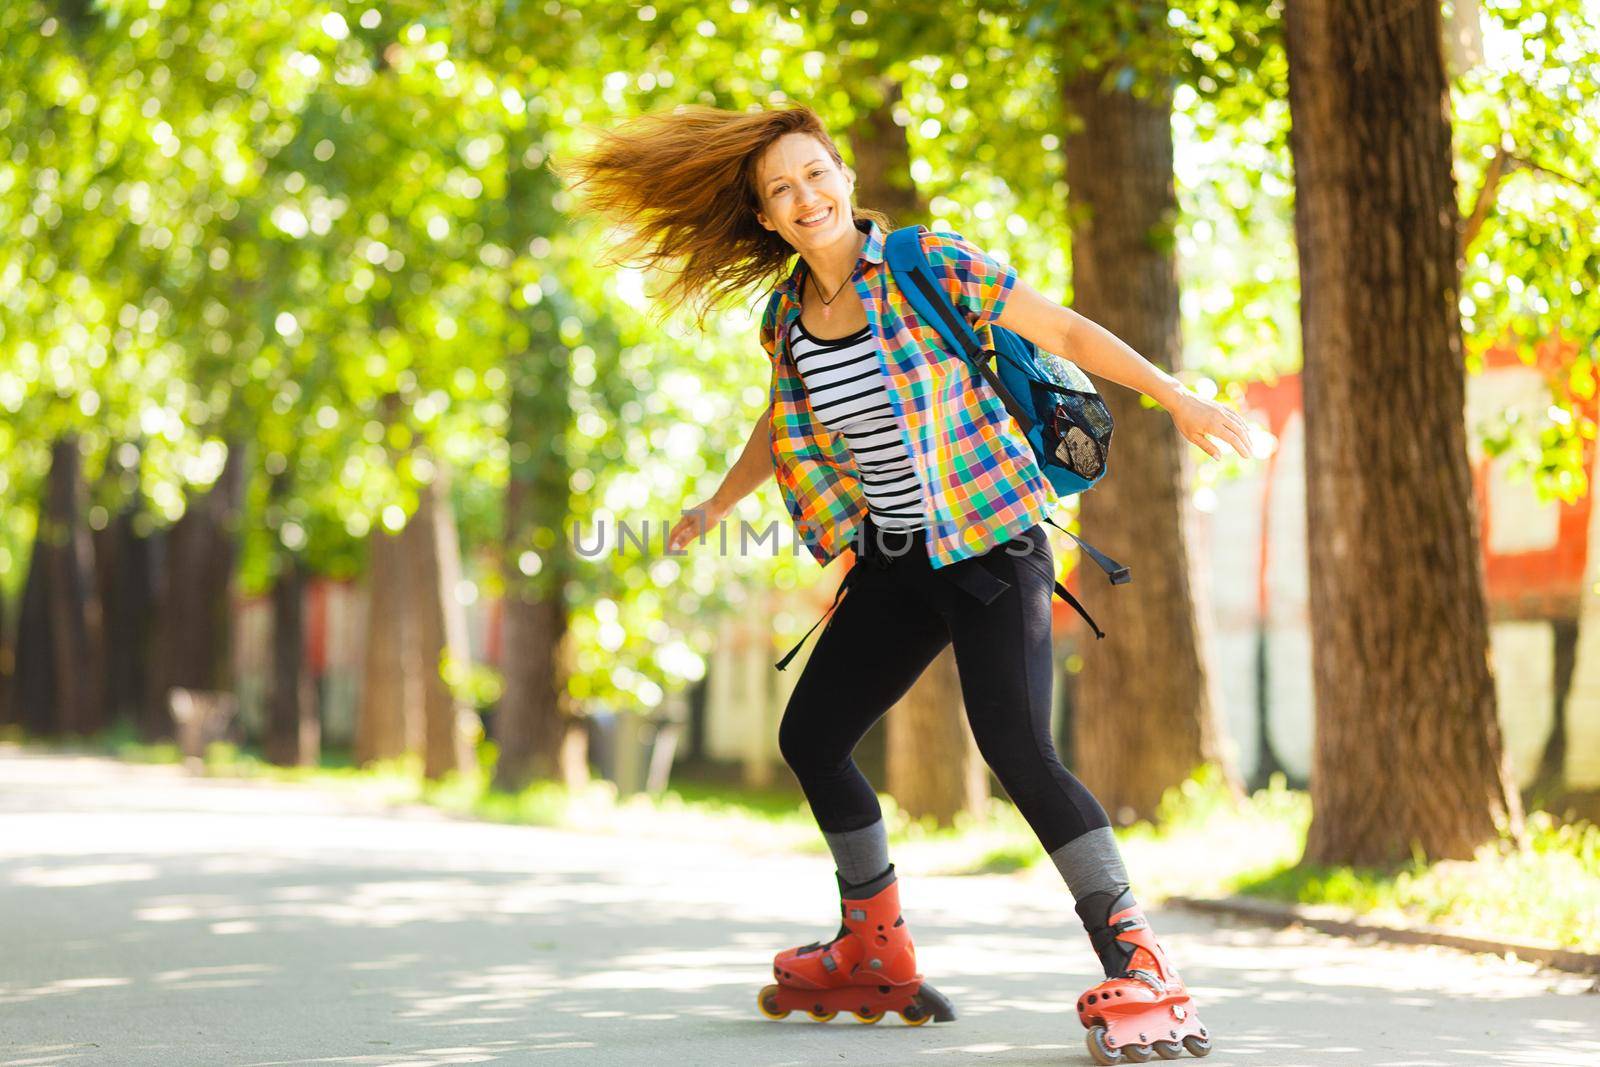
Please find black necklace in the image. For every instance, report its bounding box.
[807,265,853,323]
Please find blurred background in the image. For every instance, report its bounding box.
[2,0,1597,952]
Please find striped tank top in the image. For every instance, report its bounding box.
[789,317,930,532]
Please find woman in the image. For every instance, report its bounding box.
[555,103,1248,1064]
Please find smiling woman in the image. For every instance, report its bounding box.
[549,105,891,331]
[551,102,1233,1062]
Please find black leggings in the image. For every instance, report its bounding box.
[778,518,1111,854]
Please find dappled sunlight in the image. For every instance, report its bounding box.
[7,848,1594,1066]
[0,976,130,1007]
[4,754,1597,1065]
[392,975,559,1021]
[234,1040,598,1066]
[153,963,277,991]
[347,952,427,972]
[567,962,753,993]
[0,1045,102,1067]
[9,862,158,888]
[574,944,780,978]
[917,1043,1077,1059]
[135,896,237,922]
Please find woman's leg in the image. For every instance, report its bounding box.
[935,528,1211,1056]
[942,527,1129,904]
[778,560,951,884]
[764,562,963,1026]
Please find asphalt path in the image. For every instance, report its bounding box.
[1,748,1595,1066]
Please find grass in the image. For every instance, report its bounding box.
[1115,766,1312,901]
[12,725,1598,952]
[1233,811,1600,950]
[1106,769,1600,952]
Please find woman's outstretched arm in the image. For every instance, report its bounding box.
[996,278,1256,462]
[668,403,774,552]
[713,402,776,507]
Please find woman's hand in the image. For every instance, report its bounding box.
[668,495,732,553]
[1166,388,1256,461]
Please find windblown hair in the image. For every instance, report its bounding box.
[549,103,890,330]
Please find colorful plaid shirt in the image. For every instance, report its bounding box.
[762,218,1055,569]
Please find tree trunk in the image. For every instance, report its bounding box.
[1531,617,1577,801]
[1285,0,1521,864]
[357,392,421,765]
[51,436,104,735]
[886,647,987,827]
[265,548,318,766]
[13,437,105,737]
[1061,56,1239,823]
[12,533,54,735]
[403,466,476,781]
[849,77,985,824]
[355,527,415,765]
[494,478,585,791]
[849,76,922,225]
[493,127,586,793]
[147,442,243,741]
[0,583,10,727]
[264,470,316,766]
[495,571,584,789]
[94,492,156,731]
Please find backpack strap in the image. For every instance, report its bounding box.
[884,225,1038,436]
[1053,578,1105,640]
[1040,514,1133,643]
[884,226,1131,634]
[774,563,862,671]
[1043,516,1131,586]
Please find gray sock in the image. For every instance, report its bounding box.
[823,820,890,887]
[1049,827,1131,902]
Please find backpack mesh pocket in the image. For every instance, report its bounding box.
[1046,394,1109,479]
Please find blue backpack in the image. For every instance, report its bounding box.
[885,224,1131,638]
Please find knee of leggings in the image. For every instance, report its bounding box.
[984,750,1058,803]
[777,706,822,775]
[779,707,859,780]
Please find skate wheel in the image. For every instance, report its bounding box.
[852,1009,884,1024]
[1182,1035,1212,1058]
[806,1008,837,1022]
[899,1004,931,1027]
[757,985,789,1020]
[1153,1040,1183,1060]
[1086,1025,1124,1065]
[1123,1044,1155,1062]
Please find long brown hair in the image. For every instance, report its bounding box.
[550,103,891,329]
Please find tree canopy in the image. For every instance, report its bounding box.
[2,0,1596,710]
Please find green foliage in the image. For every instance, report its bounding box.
[3,0,1596,720]
[1455,0,1600,504]
[444,653,505,712]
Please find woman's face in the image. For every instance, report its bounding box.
[754,132,856,251]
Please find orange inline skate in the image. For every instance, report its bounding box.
[1075,888,1211,1063]
[757,864,955,1026]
